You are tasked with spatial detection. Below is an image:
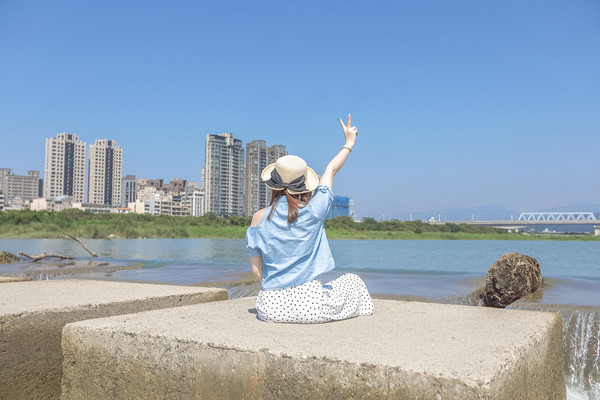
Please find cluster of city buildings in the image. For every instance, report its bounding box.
[1,132,354,219]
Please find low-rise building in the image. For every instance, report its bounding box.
[144,196,160,215]
[3,198,26,210]
[128,201,145,214]
[30,198,48,211]
[144,193,190,216]
[48,196,75,212]
[184,190,205,217]
[162,195,188,216]
[0,169,41,204]
[72,203,113,214]
[137,186,158,203]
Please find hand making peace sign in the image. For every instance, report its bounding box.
[338,114,358,146]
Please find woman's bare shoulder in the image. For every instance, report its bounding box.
[250,208,267,227]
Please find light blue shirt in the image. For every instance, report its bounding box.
[246,185,335,290]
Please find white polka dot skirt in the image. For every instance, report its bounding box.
[256,273,374,323]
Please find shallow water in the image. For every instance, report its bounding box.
[2,239,598,302]
[1,238,599,398]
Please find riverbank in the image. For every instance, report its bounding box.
[1,209,598,240]
[2,227,597,240]
[325,229,599,241]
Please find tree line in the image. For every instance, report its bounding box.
[0,209,507,238]
[324,216,506,234]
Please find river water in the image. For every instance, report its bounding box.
[1,238,599,398]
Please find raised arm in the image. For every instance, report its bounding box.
[319,114,358,189]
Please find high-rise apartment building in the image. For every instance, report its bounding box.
[88,139,122,205]
[121,175,137,206]
[268,145,287,162]
[244,140,268,216]
[0,169,40,203]
[44,133,86,202]
[266,144,288,205]
[205,133,244,216]
[243,142,288,215]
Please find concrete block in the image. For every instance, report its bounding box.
[0,280,227,400]
[61,298,565,400]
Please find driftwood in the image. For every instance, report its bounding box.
[14,235,97,264]
[0,251,20,264]
[64,234,98,257]
[18,252,74,262]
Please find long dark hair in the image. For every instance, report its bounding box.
[267,189,312,223]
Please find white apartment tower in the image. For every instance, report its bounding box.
[205,133,244,216]
[88,139,123,205]
[44,133,87,202]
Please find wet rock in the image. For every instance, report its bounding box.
[483,252,542,308]
[0,251,20,264]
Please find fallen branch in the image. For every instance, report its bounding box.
[64,234,98,257]
[18,252,74,262]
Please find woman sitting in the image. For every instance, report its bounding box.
[246,115,374,323]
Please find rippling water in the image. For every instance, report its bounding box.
[1,238,599,398]
[1,239,598,299]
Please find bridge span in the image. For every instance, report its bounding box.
[427,212,600,228]
[427,219,600,227]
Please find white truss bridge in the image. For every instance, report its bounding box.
[517,212,598,222]
[427,212,600,227]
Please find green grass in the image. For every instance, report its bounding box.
[0,209,597,241]
[325,229,598,241]
[0,209,250,239]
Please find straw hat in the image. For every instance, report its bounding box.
[261,155,319,195]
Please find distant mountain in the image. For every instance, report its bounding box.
[542,203,600,213]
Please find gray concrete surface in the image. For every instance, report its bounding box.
[0,280,227,400]
[62,297,566,400]
[0,275,32,282]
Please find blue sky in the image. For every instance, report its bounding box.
[1,1,599,219]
